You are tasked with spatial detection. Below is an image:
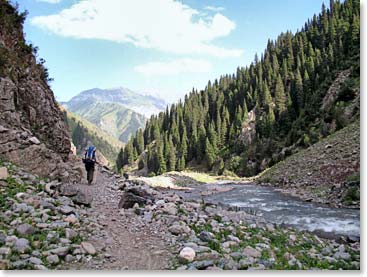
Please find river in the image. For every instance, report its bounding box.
[173,183,360,239]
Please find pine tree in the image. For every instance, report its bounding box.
[205,138,215,169]
[136,129,144,154]
[157,143,166,175]
[295,69,304,111]
[177,155,185,171]
[274,74,287,115]
[168,138,176,171]
[180,127,188,159]
[116,147,124,171]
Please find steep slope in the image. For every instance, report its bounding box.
[0,1,81,181]
[65,111,123,167]
[258,121,359,208]
[119,0,360,177]
[65,100,146,143]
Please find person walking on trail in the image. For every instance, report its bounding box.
[83,145,97,185]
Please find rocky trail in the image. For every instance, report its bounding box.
[0,161,360,270]
[64,168,174,270]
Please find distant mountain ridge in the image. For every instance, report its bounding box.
[62,87,166,143]
[63,87,166,118]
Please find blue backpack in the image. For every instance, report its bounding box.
[86,146,96,160]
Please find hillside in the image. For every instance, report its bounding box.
[0,1,81,181]
[258,121,359,208]
[65,111,123,167]
[62,87,166,143]
[64,98,146,143]
[118,0,360,177]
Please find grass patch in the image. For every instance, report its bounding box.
[345,172,360,183]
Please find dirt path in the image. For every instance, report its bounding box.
[65,168,175,270]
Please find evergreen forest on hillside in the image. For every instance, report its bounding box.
[117,0,360,177]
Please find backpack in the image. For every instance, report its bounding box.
[86,146,96,160]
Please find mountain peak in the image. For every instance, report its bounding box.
[69,87,166,118]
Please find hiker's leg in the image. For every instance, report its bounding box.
[87,168,92,184]
[90,167,94,183]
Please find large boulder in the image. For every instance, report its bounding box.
[72,191,93,206]
[179,247,196,263]
[72,191,92,206]
[118,187,154,209]
[118,192,148,209]
[58,183,79,197]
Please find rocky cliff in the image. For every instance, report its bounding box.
[0,1,82,182]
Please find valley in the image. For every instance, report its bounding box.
[0,0,360,272]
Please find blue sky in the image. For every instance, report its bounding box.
[16,0,328,103]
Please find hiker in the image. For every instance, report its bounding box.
[83,145,97,185]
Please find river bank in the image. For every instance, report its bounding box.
[117,177,360,270]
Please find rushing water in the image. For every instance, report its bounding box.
[176,183,360,238]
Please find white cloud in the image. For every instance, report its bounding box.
[30,0,243,58]
[204,6,225,12]
[134,58,212,76]
[36,0,62,3]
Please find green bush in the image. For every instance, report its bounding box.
[343,187,360,203]
[148,172,156,177]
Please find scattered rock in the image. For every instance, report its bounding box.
[64,215,78,224]
[50,246,70,257]
[45,181,59,195]
[0,260,10,270]
[243,246,261,258]
[0,167,8,180]
[222,241,238,249]
[60,205,74,215]
[0,231,6,244]
[199,231,215,242]
[29,257,42,265]
[34,265,48,270]
[16,223,36,235]
[28,137,41,145]
[195,251,219,261]
[179,247,196,263]
[0,247,11,256]
[81,242,96,255]
[46,254,60,265]
[168,224,191,236]
[190,260,214,269]
[334,251,351,260]
[65,254,75,263]
[155,199,165,205]
[289,234,297,242]
[65,228,78,239]
[238,257,255,269]
[14,238,30,253]
[162,202,177,215]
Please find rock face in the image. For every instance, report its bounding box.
[0,2,82,182]
[239,109,256,145]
